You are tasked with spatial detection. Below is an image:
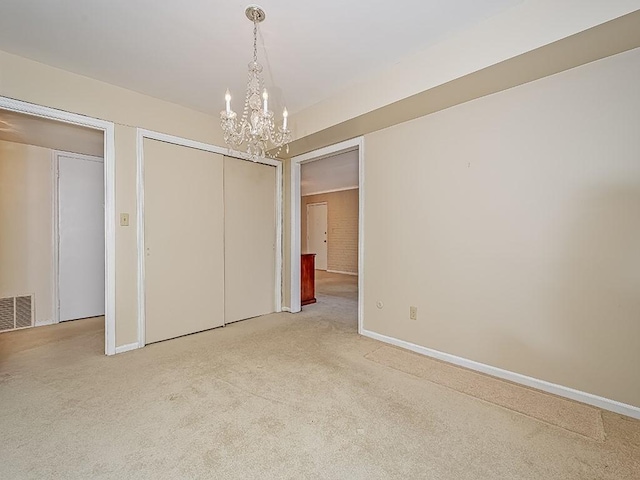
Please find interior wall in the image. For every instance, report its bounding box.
[0,49,226,347]
[302,189,359,274]
[0,140,53,325]
[0,51,224,146]
[363,47,640,408]
[290,1,640,141]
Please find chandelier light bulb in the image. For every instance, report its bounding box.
[282,108,288,130]
[262,89,268,113]
[225,89,231,114]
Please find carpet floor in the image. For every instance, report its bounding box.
[0,271,638,479]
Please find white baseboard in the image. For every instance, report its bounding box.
[326,269,358,276]
[361,329,640,420]
[35,320,55,327]
[281,306,291,312]
[115,342,140,354]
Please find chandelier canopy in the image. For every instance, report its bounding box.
[220,5,290,161]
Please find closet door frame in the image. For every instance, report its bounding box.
[136,129,282,350]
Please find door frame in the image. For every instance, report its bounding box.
[0,96,117,355]
[136,129,283,349]
[306,202,328,270]
[53,151,105,324]
[290,137,364,333]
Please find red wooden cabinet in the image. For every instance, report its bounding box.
[301,253,316,306]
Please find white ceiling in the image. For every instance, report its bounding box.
[301,150,358,196]
[0,110,104,157]
[0,1,522,118]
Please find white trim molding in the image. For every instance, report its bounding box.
[302,186,358,197]
[290,137,365,334]
[274,162,283,313]
[290,160,302,313]
[136,129,146,349]
[361,329,640,420]
[0,96,117,356]
[51,151,60,325]
[52,151,105,326]
[136,128,284,349]
[115,342,140,354]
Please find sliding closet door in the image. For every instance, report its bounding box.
[144,139,225,343]
[224,156,276,323]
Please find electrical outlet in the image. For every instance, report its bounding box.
[410,306,417,321]
[120,213,130,227]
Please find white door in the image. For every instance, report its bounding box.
[144,139,225,344]
[307,203,328,270]
[224,156,276,324]
[58,153,105,322]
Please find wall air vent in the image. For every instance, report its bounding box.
[0,295,34,332]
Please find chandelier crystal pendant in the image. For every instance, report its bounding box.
[220,5,291,161]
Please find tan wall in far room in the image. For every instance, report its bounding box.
[0,140,54,325]
[302,189,358,274]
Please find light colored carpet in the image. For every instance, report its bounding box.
[365,346,605,440]
[0,271,638,479]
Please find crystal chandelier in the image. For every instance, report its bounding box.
[221,5,291,160]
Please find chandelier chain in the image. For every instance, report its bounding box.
[253,19,258,64]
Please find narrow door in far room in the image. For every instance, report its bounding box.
[58,153,105,321]
[307,203,328,270]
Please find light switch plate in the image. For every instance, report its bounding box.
[120,213,130,227]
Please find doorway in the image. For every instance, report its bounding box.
[0,96,116,355]
[56,152,105,322]
[290,137,364,331]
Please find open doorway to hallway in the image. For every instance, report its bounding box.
[0,108,106,353]
[291,138,363,331]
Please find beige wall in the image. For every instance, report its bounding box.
[302,190,359,274]
[0,50,226,347]
[291,1,640,141]
[113,125,138,345]
[0,51,224,146]
[363,48,640,407]
[0,140,53,325]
